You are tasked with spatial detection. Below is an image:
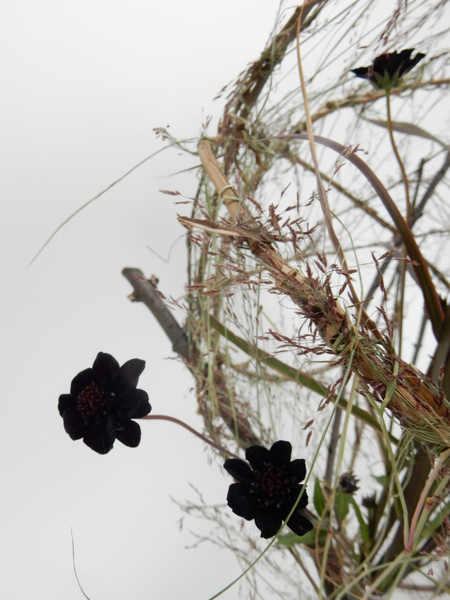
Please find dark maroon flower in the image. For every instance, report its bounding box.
[339,472,359,495]
[58,352,151,454]
[351,49,425,90]
[224,440,313,539]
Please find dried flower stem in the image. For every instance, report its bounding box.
[142,414,241,460]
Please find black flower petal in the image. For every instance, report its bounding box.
[61,405,85,440]
[351,48,425,90]
[92,352,120,384]
[289,458,306,482]
[255,506,282,539]
[113,358,146,394]
[115,419,141,447]
[58,393,75,417]
[58,352,151,454]
[224,458,256,485]
[227,483,258,520]
[245,445,270,470]
[224,440,313,538]
[70,368,96,397]
[114,389,151,419]
[269,440,292,467]
[284,510,314,537]
[81,415,116,454]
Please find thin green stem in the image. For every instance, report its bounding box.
[385,91,411,355]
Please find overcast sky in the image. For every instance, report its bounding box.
[0,2,280,599]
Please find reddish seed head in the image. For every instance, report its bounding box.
[76,383,108,419]
[255,465,290,504]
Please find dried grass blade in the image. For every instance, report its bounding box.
[364,118,448,148]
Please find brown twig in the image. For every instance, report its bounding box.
[142,414,242,460]
[122,266,261,448]
[122,267,190,361]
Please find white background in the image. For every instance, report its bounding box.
[3,1,446,599]
[0,2,279,599]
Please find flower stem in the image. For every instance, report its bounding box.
[386,91,411,219]
[386,91,410,354]
[141,414,241,459]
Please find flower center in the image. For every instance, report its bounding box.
[76,382,109,420]
[254,465,291,506]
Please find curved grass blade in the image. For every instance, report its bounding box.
[364,118,448,148]
[28,144,175,266]
[277,133,444,338]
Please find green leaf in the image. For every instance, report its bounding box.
[349,497,371,548]
[314,479,326,517]
[335,490,350,523]
[373,474,388,486]
[278,528,327,547]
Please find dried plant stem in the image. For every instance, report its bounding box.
[286,152,396,234]
[396,253,407,356]
[122,266,261,447]
[301,78,450,130]
[324,409,342,483]
[385,91,410,355]
[405,446,450,552]
[288,548,320,594]
[122,267,190,361]
[295,10,348,276]
[142,414,241,460]
[413,149,450,222]
[219,0,325,171]
[276,132,445,338]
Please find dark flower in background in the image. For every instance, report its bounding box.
[339,472,359,495]
[351,49,425,90]
[58,352,151,454]
[362,495,377,510]
[224,440,313,539]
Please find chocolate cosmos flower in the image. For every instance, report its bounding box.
[351,49,425,90]
[224,440,313,538]
[58,352,151,454]
[339,472,359,495]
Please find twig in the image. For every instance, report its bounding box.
[121,267,190,361]
[122,266,261,448]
